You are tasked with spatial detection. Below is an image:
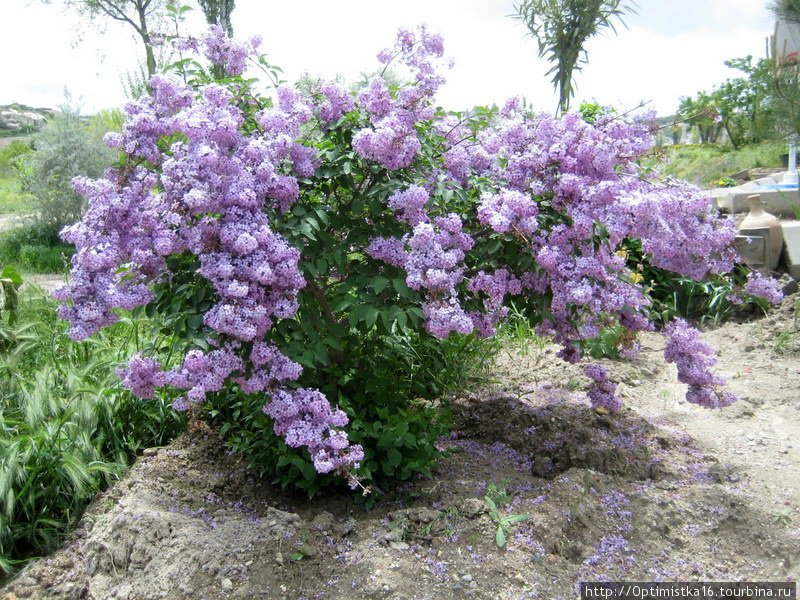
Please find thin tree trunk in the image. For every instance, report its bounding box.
[136,0,157,76]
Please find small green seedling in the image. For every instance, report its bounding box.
[568,468,593,519]
[291,530,311,560]
[485,479,512,509]
[485,496,528,548]
[770,508,792,527]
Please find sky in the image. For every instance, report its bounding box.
[1,0,776,117]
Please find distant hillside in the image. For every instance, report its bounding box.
[0,104,57,137]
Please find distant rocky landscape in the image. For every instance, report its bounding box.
[0,104,54,140]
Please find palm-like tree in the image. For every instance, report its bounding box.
[512,0,637,114]
[770,0,800,24]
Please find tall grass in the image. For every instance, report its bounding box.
[0,285,185,577]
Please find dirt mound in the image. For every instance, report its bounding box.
[452,392,680,480]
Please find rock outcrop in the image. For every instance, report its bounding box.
[0,105,54,133]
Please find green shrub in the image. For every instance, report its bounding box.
[0,222,74,273]
[0,141,32,179]
[207,329,495,500]
[15,97,114,229]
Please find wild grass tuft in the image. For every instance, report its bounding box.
[0,285,185,577]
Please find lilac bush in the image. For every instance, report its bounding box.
[53,25,779,486]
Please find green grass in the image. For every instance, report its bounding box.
[0,173,72,275]
[0,285,185,577]
[645,141,785,187]
[0,177,30,215]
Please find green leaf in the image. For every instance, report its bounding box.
[387,448,402,468]
[332,295,355,313]
[313,343,328,365]
[504,514,529,524]
[371,276,389,294]
[392,278,410,295]
[377,431,394,449]
[395,421,409,438]
[0,266,22,287]
[364,306,379,329]
[323,335,342,351]
[314,208,330,227]
[495,525,506,548]
[348,307,361,328]
[396,312,408,331]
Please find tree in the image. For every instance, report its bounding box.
[56,0,168,77]
[769,0,800,24]
[16,92,115,229]
[677,93,722,145]
[197,0,234,36]
[511,0,637,113]
[676,56,779,148]
[196,0,236,80]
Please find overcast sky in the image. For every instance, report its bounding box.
[2,0,775,117]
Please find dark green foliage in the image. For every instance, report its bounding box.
[579,241,770,359]
[206,329,494,501]
[625,239,769,328]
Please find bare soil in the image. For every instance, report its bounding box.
[2,295,799,600]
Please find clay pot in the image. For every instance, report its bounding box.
[738,194,783,270]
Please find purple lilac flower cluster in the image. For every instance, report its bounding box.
[744,271,784,304]
[175,25,261,77]
[583,364,621,411]
[55,42,363,473]
[366,78,763,406]
[662,319,736,408]
[352,26,447,171]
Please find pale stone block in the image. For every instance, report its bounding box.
[781,220,800,279]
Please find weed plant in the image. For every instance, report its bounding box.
[772,298,800,354]
[496,302,551,355]
[0,286,185,576]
